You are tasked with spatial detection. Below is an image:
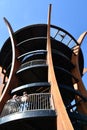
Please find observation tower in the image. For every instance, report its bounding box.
[0,4,87,130]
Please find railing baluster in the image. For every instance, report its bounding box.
[25,93,55,110]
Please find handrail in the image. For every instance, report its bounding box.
[18,49,47,60]
[11,82,50,95]
[19,59,46,70]
[17,37,47,46]
[47,4,74,130]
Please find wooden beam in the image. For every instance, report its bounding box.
[0,18,20,113]
[47,4,74,130]
[83,68,87,75]
[71,32,87,115]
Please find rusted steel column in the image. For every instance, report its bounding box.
[47,4,74,130]
[0,18,20,113]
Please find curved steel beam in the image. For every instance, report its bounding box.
[71,31,87,115]
[47,4,74,130]
[0,18,20,113]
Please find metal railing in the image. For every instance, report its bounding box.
[1,93,55,117]
[19,59,46,70]
[19,93,54,111]
[50,25,78,49]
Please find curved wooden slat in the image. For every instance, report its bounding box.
[77,32,87,45]
[47,4,74,130]
[83,68,87,74]
[0,18,20,113]
[71,32,87,115]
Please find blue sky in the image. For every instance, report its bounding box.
[0,0,87,86]
[0,0,87,47]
